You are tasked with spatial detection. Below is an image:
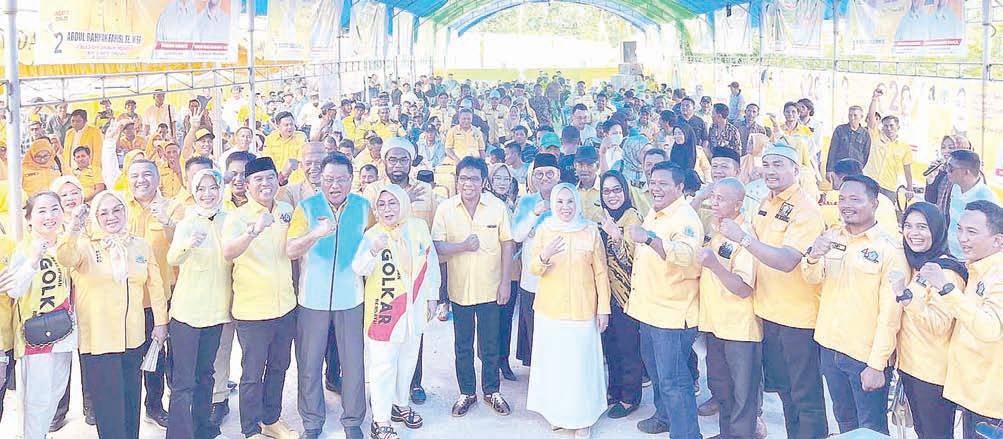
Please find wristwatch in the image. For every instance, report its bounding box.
[896,288,914,303]
[246,224,260,239]
[937,283,956,297]
[740,234,753,248]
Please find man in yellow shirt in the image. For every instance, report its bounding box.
[820,159,899,236]
[125,158,185,428]
[718,143,828,438]
[482,91,507,145]
[62,109,104,175]
[445,109,485,163]
[624,162,703,436]
[865,87,914,202]
[928,200,1003,434]
[431,157,514,418]
[696,177,762,439]
[342,103,368,148]
[70,145,106,201]
[429,93,454,131]
[803,175,907,434]
[116,121,146,153]
[573,146,603,223]
[276,142,325,209]
[365,106,404,141]
[264,111,308,185]
[220,157,299,439]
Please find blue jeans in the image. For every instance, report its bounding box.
[639,323,700,439]
[820,347,891,434]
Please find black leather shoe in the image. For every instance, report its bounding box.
[500,364,517,381]
[637,416,670,434]
[344,426,364,439]
[144,408,169,429]
[325,376,343,394]
[48,416,68,433]
[209,400,230,426]
[410,386,426,405]
[451,394,477,417]
[607,402,639,419]
[483,392,511,416]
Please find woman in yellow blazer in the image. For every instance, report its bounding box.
[526,182,610,439]
[165,168,232,439]
[3,191,75,439]
[22,139,61,196]
[57,190,168,439]
[889,202,968,439]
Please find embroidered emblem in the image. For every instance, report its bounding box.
[136,255,147,264]
[684,226,696,238]
[860,248,880,263]
[976,281,985,297]
[280,212,292,224]
[703,235,712,245]
[775,202,794,222]
[718,242,735,259]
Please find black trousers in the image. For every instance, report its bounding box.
[81,346,145,439]
[167,319,223,439]
[452,301,501,396]
[761,319,828,439]
[324,323,341,386]
[706,334,763,439]
[0,349,11,422]
[144,308,169,414]
[899,371,956,439]
[515,288,535,366]
[235,310,296,436]
[602,301,643,405]
[498,281,520,364]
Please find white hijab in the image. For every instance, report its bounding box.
[543,183,590,233]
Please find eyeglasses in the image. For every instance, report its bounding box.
[532,170,557,180]
[321,176,352,185]
[385,157,411,166]
[457,175,483,184]
[602,186,624,196]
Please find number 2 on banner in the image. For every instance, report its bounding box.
[53,32,63,54]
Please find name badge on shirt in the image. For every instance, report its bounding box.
[775,202,794,223]
[833,243,847,252]
[757,210,768,217]
[718,242,735,259]
[486,224,497,229]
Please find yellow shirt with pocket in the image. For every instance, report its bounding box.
[897,269,966,386]
[864,128,913,192]
[699,219,761,342]
[167,211,232,328]
[222,200,296,321]
[528,224,611,321]
[625,197,703,329]
[126,193,185,301]
[431,195,513,306]
[445,126,485,161]
[263,131,308,184]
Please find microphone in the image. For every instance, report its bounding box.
[923,159,946,177]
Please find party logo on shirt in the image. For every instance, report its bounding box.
[776,202,794,222]
[860,248,880,264]
[684,226,696,238]
[718,242,735,259]
[976,281,985,297]
[136,255,147,264]
[280,212,292,224]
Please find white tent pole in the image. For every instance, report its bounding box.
[4,0,22,240]
[248,0,257,132]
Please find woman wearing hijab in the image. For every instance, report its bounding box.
[22,139,61,195]
[51,176,85,220]
[487,162,521,379]
[596,171,645,419]
[165,169,231,439]
[669,124,697,171]
[924,135,971,214]
[612,135,651,189]
[488,163,517,210]
[890,202,968,439]
[527,183,610,439]
[57,190,168,439]
[352,184,440,439]
[2,191,74,439]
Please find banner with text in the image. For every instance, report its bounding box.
[762,0,824,56]
[37,0,239,64]
[845,0,966,56]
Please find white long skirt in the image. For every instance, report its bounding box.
[526,313,607,429]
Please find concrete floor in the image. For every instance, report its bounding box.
[0,313,954,438]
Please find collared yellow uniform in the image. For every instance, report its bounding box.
[364,179,441,228]
[482,106,508,144]
[751,183,825,329]
[0,237,16,353]
[222,200,296,321]
[431,195,513,306]
[118,135,146,152]
[699,219,761,342]
[263,131,308,184]
[126,193,185,301]
[803,225,908,369]
[342,116,368,147]
[366,120,404,141]
[173,188,196,209]
[167,211,232,328]
[942,251,1003,419]
[864,128,913,192]
[630,186,652,217]
[897,269,966,386]
[625,197,703,329]
[73,166,104,199]
[445,126,485,161]
[577,180,603,223]
[428,107,455,130]
[56,234,168,355]
[63,126,104,173]
[528,224,611,320]
[819,190,900,236]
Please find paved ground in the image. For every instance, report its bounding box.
[0,310,954,438]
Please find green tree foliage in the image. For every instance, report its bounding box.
[476,3,632,45]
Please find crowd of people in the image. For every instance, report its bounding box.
[0,69,1000,439]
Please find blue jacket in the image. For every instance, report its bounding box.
[297,192,370,311]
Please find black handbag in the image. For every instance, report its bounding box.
[22,309,73,348]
